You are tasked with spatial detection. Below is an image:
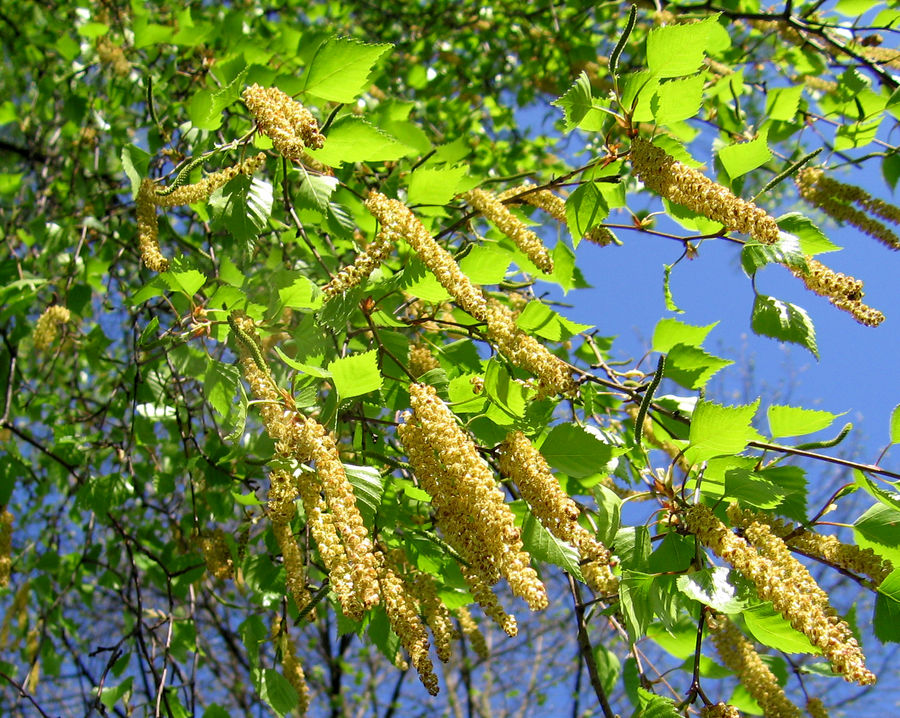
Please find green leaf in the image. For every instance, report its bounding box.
[261,668,298,716]
[204,360,241,419]
[209,176,274,244]
[98,677,133,711]
[854,469,900,515]
[565,182,609,247]
[854,504,900,565]
[743,603,821,654]
[875,589,900,643]
[620,572,654,642]
[593,485,622,547]
[520,511,583,581]
[594,643,621,697]
[664,343,733,390]
[302,36,392,103]
[740,236,807,277]
[344,464,384,527]
[751,294,818,359]
[162,268,206,297]
[620,71,659,122]
[458,244,511,285]
[766,85,803,122]
[636,687,680,718]
[646,15,719,78]
[616,526,651,572]
[652,318,716,352]
[552,72,594,132]
[685,398,761,465]
[724,468,786,509]
[882,152,900,192]
[483,359,530,421]
[121,144,151,199]
[890,404,900,444]
[767,405,842,438]
[327,350,382,398]
[407,165,469,206]
[274,346,332,379]
[676,567,748,612]
[652,74,705,125]
[540,423,617,479]
[188,68,247,131]
[278,275,323,311]
[718,131,771,179]
[662,264,683,313]
[295,170,339,213]
[515,302,592,341]
[312,116,413,165]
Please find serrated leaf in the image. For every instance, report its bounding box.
[458,244,511,285]
[344,464,384,527]
[751,294,818,358]
[724,468,786,509]
[209,175,273,244]
[311,116,413,165]
[637,688,680,718]
[520,512,583,581]
[767,405,842,438]
[273,345,331,379]
[652,318,716,352]
[552,71,594,132]
[662,264,683,313]
[620,572,654,642]
[540,423,617,479]
[646,15,719,78]
[854,469,900,515]
[327,350,382,398]
[652,74,704,125]
[718,131,771,179]
[302,36,392,103]
[204,360,241,418]
[685,399,762,465]
[740,236,808,276]
[515,301,592,341]
[260,668,297,716]
[620,70,660,122]
[766,85,803,122]
[664,343,732,390]
[189,68,247,131]
[161,268,205,297]
[743,603,821,654]
[565,182,609,247]
[484,359,530,421]
[875,589,900,643]
[278,275,323,311]
[122,144,151,198]
[890,404,900,444]
[407,165,469,205]
[593,485,622,547]
[295,169,338,213]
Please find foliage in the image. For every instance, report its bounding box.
[2,1,900,716]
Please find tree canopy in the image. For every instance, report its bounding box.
[3,1,900,716]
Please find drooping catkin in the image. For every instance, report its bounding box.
[196,529,234,581]
[408,342,441,378]
[796,167,900,250]
[700,703,742,718]
[137,179,167,272]
[273,616,311,716]
[630,137,780,244]
[322,228,395,298]
[499,182,615,246]
[455,606,490,659]
[707,614,801,718]
[153,153,267,207]
[242,84,325,160]
[788,256,884,327]
[461,564,518,638]
[463,187,554,273]
[33,305,71,352]
[684,503,875,685]
[268,470,314,615]
[497,431,617,595]
[0,510,12,587]
[805,698,829,718]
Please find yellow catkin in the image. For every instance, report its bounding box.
[274,617,311,716]
[322,228,394,298]
[153,153,267,207]
[685,503,875,685]
[455,606,489,659]
[796,167,900,250]
[630,137,780,244]
[196,529,234,581]
[136,179,167,272]
[788,256,884,327]
[805,698,829,718]
[461,564,518,637]
[33,305,71,352]
[242,84,325,160]
[376,551,440,695]
[802,76,838,93]
[412,572,456,663]
[401,384,548,611]
[230,314,381,614]
[0,510,12,587]
[497,431,618,595]
[856,45,900,69]
[707,614,801,718]
[499,182,615,246]
[408,342,441,378]
[463,187,554,273]
[268,471,314,615]
[700,703,742,718]
[364,191,489,321]
[95,36,131,76]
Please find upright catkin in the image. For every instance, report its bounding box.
[630,137,780,244]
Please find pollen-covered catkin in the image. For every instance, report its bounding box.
[461,564,518,637]
[788,257,884,327]
[153,153,267,207]
[274,617,311,716]
[498,431,617,594]
[33,305,71,352]
[796,167,900,250]
[700,703,742,718]
[455,606,490,658]
[806,698,829,718]
[137,179,168,272]
[408,342,441,378]
[196,529,234,581]
[242,84,325,160]
[365,191,489,320]
[268,470,314,614]
[322,227,395,298]
[707,614,801,718]
[499,182,615,246]
[463,188,554,273]
[376,552,440,695]
[0,510,12,587]
[630,137,780,244]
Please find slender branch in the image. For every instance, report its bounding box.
[567,575,615,718]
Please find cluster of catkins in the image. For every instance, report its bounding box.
[136,153,267,272]
[683,503,875,685]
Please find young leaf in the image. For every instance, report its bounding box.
[662,264,684,313]
[664,343,733,390]
[327,350,383,398]
[540,423,618,478]
[565,182,609,247]
[209,175,274,244]
[718,132,771,179]
[767,405,843,438]
[121,144,151,198]
[553,71,594,132]
[520,511,583,581]
[890,404,900,444]
[751,294,818,359]
[301,36,392,103]
[407,165,469,205]
[685,398,762,465]
[311,116,413,165]
[776,213,840,255]
[646,15,719,78]
[652,74,705,125]
[515,301,593,341]
[652,318,717,352]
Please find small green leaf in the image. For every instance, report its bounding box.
[685,399,762,465]
[515,302,592,341]
[620,572,654,642]
[98,677,133,711]
[312,116,413,165]
[540,424,617,478]
[664,343,733,390]
[854,469,900,515]
[278,276,323,311]
[273,346,332,379]
[162,268,206,297]
[565,182,609,247]
[327,350,383,398]
[484,359,530,421]
[751,294,818,359]
[344,464,384,527]
[777,213,840,255]
[662,264,683,313]
[718,131,771,179]
[766,85,803,122]
[637,688,680,718]
[295,170,339,213]
[552,72,594,132]
[458,244,512,285]
[874,589,900,643]
[121,144,151,199]
[652,74,705,125]
[261,668,298,716]
[302,36,392,103]
[652,318,716,352]
[209,176,273,244]
[593,485,622,547]
[407,166,469,205]
[520,511,583,581]
[768,405,842,438]
[890,404,900,444]
[743,603,821,654]
[646,15,719,78]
